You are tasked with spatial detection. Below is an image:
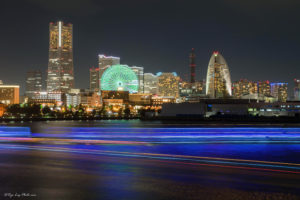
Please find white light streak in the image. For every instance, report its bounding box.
[58,21,62,47]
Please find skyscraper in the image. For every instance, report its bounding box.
[206,51,232,98]
[47,21,74,92]
[98,55,120,90]
[131,66,144,93]
[90,67,100,91]
[25,70,42,98]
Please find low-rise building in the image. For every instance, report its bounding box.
[129,93,152,105]
[249,101,300,117]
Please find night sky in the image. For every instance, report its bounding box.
[1,0,300,96]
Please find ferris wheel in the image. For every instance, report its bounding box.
[100,64,139,93]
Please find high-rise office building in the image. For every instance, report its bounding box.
[233,79,258,99]
[206,51,232,98]
[157,72,180,98]
[144,73,158,94]
[25,70,42,98]
[270,82,288,102]
[131,66,144,93]
[294,79,300,101]
[258,81,271,96]
[47,21,74,92]
[98,55,120,90]
[90,67,100,91]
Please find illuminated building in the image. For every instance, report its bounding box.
[294,79,300,101]
[206,51,232,98]
[101,65,139,93]
[79,91,101,107]
[101,91,129,110]
[179,80,205,102]
[47,21,74,92]
[98,55,120,90]
[0,84,20,105]
[0,104,5,117]
[195,81,205,94]
[25,70,42,98]
[31,91,63,106]
[65,93,81,107]
[249,101,300,117]
[270,82,288,102]
[258,81,271,96]
[233,79,258,99]
[179,81,193,97]
[101,91,129,101]
[90,67,100,91]
[157,72,180,98]
[131,66,144,93]
[129,93,152,105]
[152,96,176,105]
[144,73,158,94]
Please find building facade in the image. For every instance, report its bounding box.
[31,91,64,106]
[232,79,258,99]
[206,52,232,98]
[89,67,100,91]
[157,72,180,98]
[131,66,144,93]
[0,85,19,105]
[47,21,74,92]
[144,73,158,95]
[270,82,288,102]
[25,70,42,98]
[258,81,271,97]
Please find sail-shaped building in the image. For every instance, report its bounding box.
[206,51,232,98]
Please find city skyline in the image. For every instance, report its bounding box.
[1,1,300,96]
[1,2,300,199]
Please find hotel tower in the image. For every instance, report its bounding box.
[47,21,74,92]
[206,51,232,98]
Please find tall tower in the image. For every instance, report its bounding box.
[47,21,74,92]
[206,51,232,98]
[190,48,196,84]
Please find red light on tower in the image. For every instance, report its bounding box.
[213,51,219,56]
[190,48,196,84]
